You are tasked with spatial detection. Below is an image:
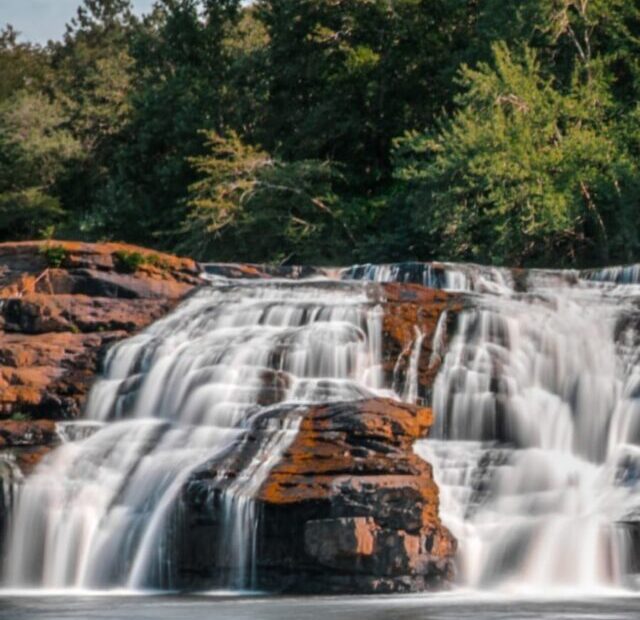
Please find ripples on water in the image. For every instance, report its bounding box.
[1,593,639,620]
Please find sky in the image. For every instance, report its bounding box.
[0,0,158,44]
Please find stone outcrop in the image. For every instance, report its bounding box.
[179,398,455,593]
[377,283,464,400]
[0,241,201,421]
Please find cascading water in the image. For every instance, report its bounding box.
[3,279,390,590]
[415,268,640,593]
[3,260,640,595]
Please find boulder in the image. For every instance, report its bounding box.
[179,398,456,593]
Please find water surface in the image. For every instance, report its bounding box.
[1,593,639,620]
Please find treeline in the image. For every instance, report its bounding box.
[2,0,640,267]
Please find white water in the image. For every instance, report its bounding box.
[416,269,640,593]
[340,261,512,294]
[3,280,390,590]
[3,262,640,595]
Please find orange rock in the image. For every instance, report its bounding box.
[377,283,466,397]
[182,398,456,593]
[0,241,202,419]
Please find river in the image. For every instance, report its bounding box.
[1,592,639,620]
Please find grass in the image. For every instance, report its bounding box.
[113,250,146,274]
[113,250,170,273]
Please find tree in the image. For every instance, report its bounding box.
[90,0,241,246]
[0,91,81,240]
[257,0,473,191]
[0,26,49,102]
[394,43,639,266]
[42,0,136,232]
[182,131,346,262]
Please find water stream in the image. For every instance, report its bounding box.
[2,262,640,595]
[3,280,389,590]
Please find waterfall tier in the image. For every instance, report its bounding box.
[4,280,391,589]
[2,252,640,594]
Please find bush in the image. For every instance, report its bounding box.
[39,243,68,268]
[113,250,145,273]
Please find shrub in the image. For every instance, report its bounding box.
[39,243,68,268]
[113,250,145,273]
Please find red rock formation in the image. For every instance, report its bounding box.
[377,283,464,397]
[180,398,456,593]
[0,241,201,420]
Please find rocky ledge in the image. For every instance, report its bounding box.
[0,241,201,472]
[0,241,201,420]
[179,398,456,593]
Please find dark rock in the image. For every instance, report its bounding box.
[177,398,456,593]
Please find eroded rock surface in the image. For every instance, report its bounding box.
[0,241,201,421]
[180,398,456,593]
[377,283,464,400]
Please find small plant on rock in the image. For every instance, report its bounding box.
[113,250,146,274]
[145,254,170,271]
[39,244,68,268]
[10,411,31,422]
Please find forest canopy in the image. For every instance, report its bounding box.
[2,0,640,267]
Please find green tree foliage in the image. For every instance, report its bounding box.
[89,0,241,246]
[183,131,345,262]
[0,26,49,102]
[1,0,639,266]
[257,0,472,190]
[47,0,136,230]
[394,43,640,266]
[0,92,81,240]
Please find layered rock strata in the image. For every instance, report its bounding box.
[0,241,201,476]
[0,241,201,421]
[179,398,456,593]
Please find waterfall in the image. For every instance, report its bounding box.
[3,261,640,594]
[417,269,640,592]
[340,261,513,293]
[3,279,389,590]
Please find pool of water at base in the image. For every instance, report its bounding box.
[0,593,638,620]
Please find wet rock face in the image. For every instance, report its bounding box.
[0,241,201,420]
[179,398,456,593]
[378,283,464,400]
[203,263,323,280]
[0,419,57,448]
